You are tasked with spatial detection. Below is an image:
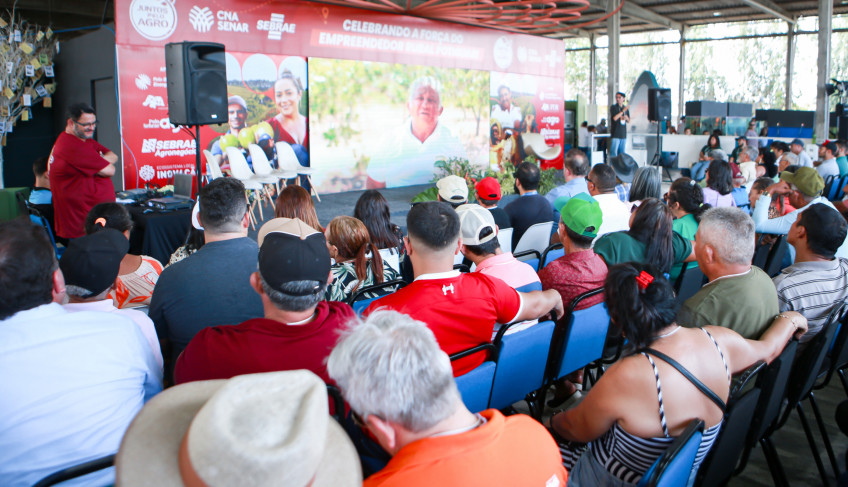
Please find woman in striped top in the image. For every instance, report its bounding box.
[550,263,807,486]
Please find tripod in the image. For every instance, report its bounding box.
[650,120,673,182]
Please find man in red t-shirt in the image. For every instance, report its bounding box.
[364,201,564,376]
[327,310,568,487]
[48,103,117,239]
[174,217,354,385]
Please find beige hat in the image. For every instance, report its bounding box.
[456,204,497,245]
[522,133,562,160]
[116,370,362,487]
[257,217,320,246]
[436,175,468,204]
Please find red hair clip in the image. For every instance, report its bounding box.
[635,271,654,290]
[94,217,107,227]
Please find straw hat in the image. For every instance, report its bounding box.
[116,370,361,487]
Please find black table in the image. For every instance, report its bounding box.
[128,205,192,264]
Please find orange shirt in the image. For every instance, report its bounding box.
[365,409,567,487]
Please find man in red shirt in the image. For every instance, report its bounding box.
[364,201,563,376]
[48,103,117,239]
[174,217,354,385]
[327,309,567,487]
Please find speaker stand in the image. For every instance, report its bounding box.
[650,121,673,183]
[192,125,204,190]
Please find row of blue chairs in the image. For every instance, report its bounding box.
[824,174,848,201]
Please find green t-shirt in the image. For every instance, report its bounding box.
[678,266,779,339]
[593,230,692,273]
[669,214,699,283]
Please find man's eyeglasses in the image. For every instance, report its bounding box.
[74,120,97,129]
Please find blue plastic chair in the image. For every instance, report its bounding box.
[346,279,406,316]
[540,244,565,269]
[515,281,542,293]
[450,343,497,413]
[638,419,705,487]
[544,288,610,393]
[513,249,541,272]
[488,317,555,416]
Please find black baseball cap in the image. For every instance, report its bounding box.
[257,218,331,295]
[59,228,129,295]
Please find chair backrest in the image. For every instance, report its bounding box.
[203,150,224,180]
[674,264,706,305]
[763,234,788,278]
[752,239,771,270]
[346,279,407,316]
[546,288,609,384]
[513,249,540,272]
[489,319,555,410]
[747,339,798,445]
[248,144,274,176]
[638,419,705,487]
[816,308,848,390]
[24,203,63,259]
[450,343,497,413]
[497,227,513,254]
[515,281,542,293]
[225,146,255,180]
[540,243,564,269]
[695,361,766,487]
[823,174,837,200]
[513,221,554,255]
[32,455,116,487]
[275,141,300,171]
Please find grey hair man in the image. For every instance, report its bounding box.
[149,177,263,378]
[546,148,590,205]
[679,207,779,338]
[174,218,354,389]
[736,145,760,187]
[327,310,567,486]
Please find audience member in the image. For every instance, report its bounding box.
[457,204,539,289]
[116,371,361,487]
[61,228,163,370]
[628,166,662,207]
[328,310,567,486]
[150,178,263,376]
[586,163,631,239]
[325,216,399,302]
[436,174,468,208]
[175,218,354,385]
[730,161,751,211]
[0,219,161,486]
[364,201,564,376]
[702,159,736,208]
[546,148,590,206]
[355,189,405,260]
[737,145,759,188]
[790,138,813,168]
[773,204,848,344]
[551,263,805,485]
[666,178,710,283]
[678,207,778,338]
[168,226,205,266]
[729,135,748,163]
[28,156,58,241]
[772,141,791,172]
[85,202,163,308]
[690,134,722,181]
[276,185,322,231]
[594,198,694,273]
[816,140,841,179]
[835,139,848,177]
[752,167,848,259]
[757,147,778,178]
[474,176,511,230]
[505,161,554,248]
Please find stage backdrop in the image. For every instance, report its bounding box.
[115,0,564,192]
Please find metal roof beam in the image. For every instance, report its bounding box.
[737,0,796,24]
[587,0,682,31]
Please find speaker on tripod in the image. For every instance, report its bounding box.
[648,88,672,122]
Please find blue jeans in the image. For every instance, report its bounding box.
[609,137,626,157]
[691,161,709,181]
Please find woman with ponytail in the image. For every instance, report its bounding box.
[324,216,399,302]
[666,177,711,282]
[550,263,806,486]
[84,203,163,308]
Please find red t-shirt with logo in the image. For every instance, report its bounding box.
[48,132,115,238]
[364,271,522,376]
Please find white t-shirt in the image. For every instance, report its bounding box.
[491,104,522,131]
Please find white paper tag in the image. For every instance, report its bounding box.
[22,94,30,106]
[25,64,33,76]
[44,65,53,77]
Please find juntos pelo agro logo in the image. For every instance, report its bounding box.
[130,0,177,41]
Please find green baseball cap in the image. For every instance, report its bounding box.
[779,167,824,197]
[559,193,603,239]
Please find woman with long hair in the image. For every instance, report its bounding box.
[324,216,399,302]
[690,134,722,181]
[85,203,163,308]
[757,147,778,178]
[354,190,404,254]
[703,160,736,208]
[628,166,662,206]
[665,177,711,282]
[551,263,806,485]
[275,185,322,232]
[593,198,693,274]
[268,71,307,148]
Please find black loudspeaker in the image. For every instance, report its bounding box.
[165,42,227,126]
[648,88,672,122]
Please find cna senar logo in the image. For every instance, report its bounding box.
[257,13,295,40]
[189,6,214,33]
[129,0,177,41]
[135,74,151,90]
[139,165,156,182]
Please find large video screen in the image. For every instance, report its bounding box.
[308,58,490,192]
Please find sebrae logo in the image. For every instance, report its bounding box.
[257,13,295,40]
[139,165,156,181]
[142,95,165,109]
[129,0,177,41]
[189,6,214,33]
[141,138,197,158]
[135,74,151,90]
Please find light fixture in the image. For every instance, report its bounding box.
[713,11,721,16]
